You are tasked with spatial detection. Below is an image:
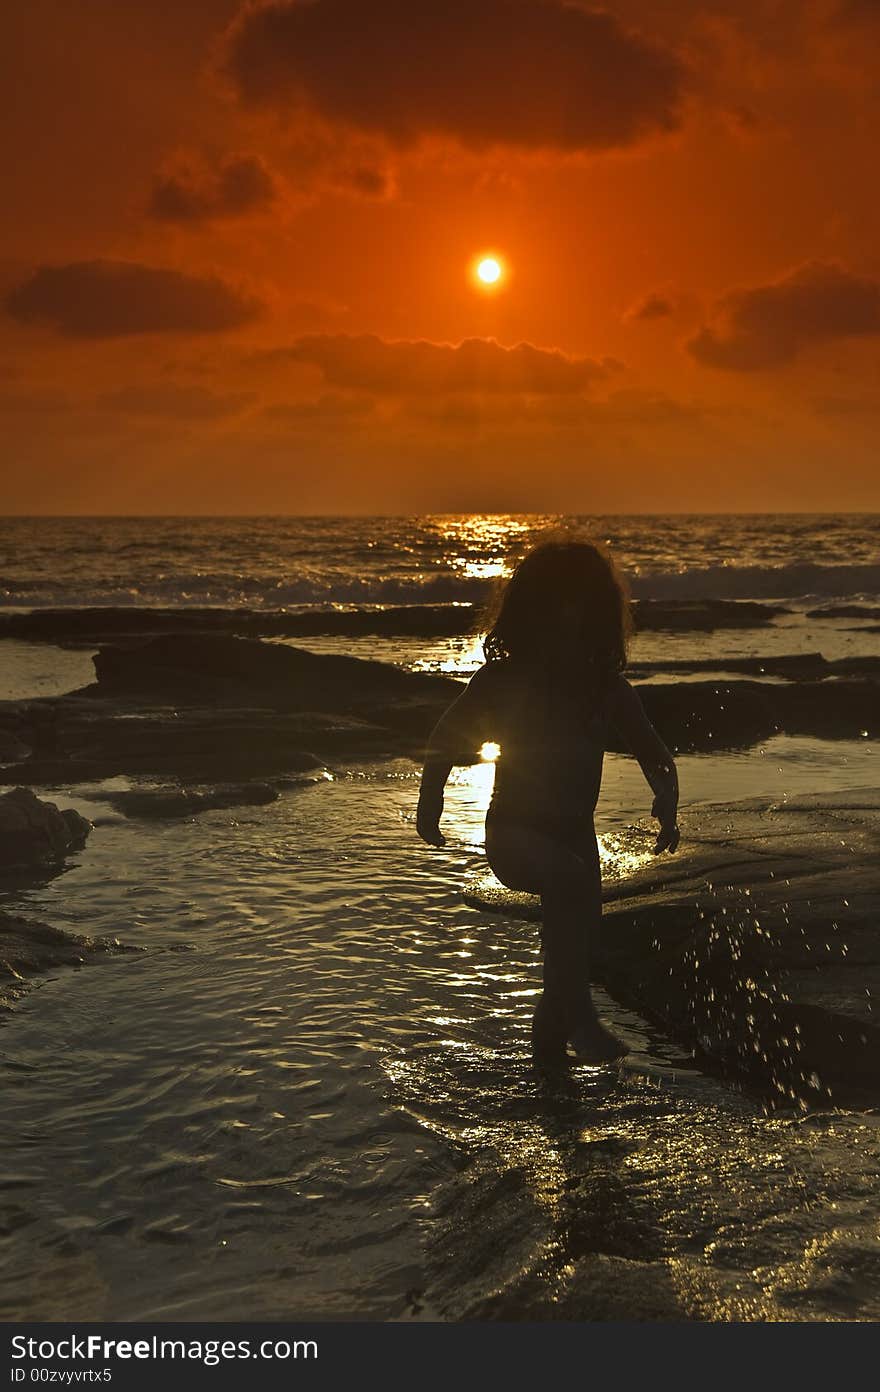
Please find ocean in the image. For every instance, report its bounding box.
[1,514,879,1321]
[3,513,880,611]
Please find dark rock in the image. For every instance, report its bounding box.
[0,910,140,1011]
[0,604,481,644]
[0,732,31,763]
[629,652,831,679]
[0,597,790,648]
[774,678,879,739]
[4,698,389,784]
[623,680,780,751]
[632,599,788,631]
[629,651,879,681]
[625,678,879,752]
[91,633,457,714]
[807,605,880,621]
[827,656,880,677]
[0,787,91,872]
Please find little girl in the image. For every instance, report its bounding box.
[416,533,680,1065]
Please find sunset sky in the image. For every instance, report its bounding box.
[3,1,880,513]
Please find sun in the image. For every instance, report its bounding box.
[472,254,507,290]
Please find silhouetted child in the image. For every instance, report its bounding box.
[416,534,679,1065]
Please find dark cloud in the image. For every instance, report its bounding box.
[626,291,675,322]
[5,260,261,338]
[687,262,880,370]
[272,128,399,200]
[99,384,254,418]
[148,143,392,221]
[225,0,687,152]
[149,154,278,222]
[334,164,395,199]
[268,334,617,393]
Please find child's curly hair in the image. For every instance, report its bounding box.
[482,531,632,677]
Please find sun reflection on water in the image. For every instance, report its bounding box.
[432,514,539,584]
[597,830,655,882]
[423,633,486,676]
[451,557,509,580]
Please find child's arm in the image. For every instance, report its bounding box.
[416,664,499,847]
[416,754,453,847]
[608,675,680,853]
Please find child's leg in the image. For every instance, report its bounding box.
[485,821,622,1060]
[539,830,601,1032]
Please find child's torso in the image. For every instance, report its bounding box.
[486,659,610,823]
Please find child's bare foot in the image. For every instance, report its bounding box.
[567,1020,628,1064]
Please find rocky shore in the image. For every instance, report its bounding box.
[0,633,877,796]
[0,635,460,785]
[0,785,141,1006]
[0,785,90,871]
[0,597,791,645]
[0,909,139,1012]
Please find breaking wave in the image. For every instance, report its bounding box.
[2,561,880,612]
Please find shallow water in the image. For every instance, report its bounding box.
[2,764,880,1321]
[0,640,96,702]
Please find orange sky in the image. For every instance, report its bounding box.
[2,0,879,513]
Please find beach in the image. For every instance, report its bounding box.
[1,513,880,1321]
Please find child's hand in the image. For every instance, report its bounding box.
[416,796,446,847]
[651,790,680,854]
